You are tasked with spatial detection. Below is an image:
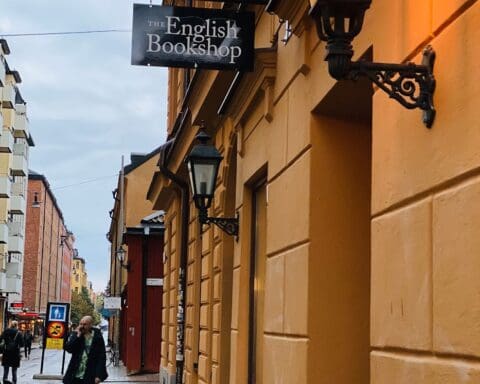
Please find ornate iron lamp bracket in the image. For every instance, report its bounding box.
[348,46,436,128]
[310,1,437,128]
[198,208,239,239]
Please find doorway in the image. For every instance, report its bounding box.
[248,179,267,384]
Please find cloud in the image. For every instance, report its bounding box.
[3,1,169,292]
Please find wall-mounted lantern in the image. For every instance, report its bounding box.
[309,0,436,127]
[185,128,239,238]
[116,245,130,271]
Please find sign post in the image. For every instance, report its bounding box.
[40,302,70,375]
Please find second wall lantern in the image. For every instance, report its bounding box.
[185,127,239,238]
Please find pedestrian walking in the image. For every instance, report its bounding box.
[23,330,33,359]
[0,320,24,384]
[63,316,108,384]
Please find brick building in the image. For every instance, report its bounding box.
[23,171,74,320]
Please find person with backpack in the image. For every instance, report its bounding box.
[0,320,24,384]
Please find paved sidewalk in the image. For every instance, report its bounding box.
[8,344,159,383]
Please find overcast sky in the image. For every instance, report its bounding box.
[0,1,168,292]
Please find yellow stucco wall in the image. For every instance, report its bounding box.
[124,153,161,228]
[155,1,480,383]
[71,258,87,294]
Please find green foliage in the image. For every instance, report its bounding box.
[95,293,105,311]
[70,288,101,325]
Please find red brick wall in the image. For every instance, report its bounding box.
[23,177,74,313]
[61,238,74,302]
[23,180,42,312]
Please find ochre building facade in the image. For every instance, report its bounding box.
[108,150,164,374]
[148,1,480,383]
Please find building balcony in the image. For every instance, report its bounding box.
[1,84,15,109]
[8,234,24,254]
[10,195,26,214]
[0,58,5,87]
[5,276,21,294]
[14,111,29,139]
[2,109,14,129]
[0,129,13,153]
[7,222,23,237]
[6,261,21,277]
[11,154,27,176]
[11,180,25,197]
[0,272,6,292]
[0,174,11,198]
[0,223,8,244]
[15,104,25,114]
[12,142,27,157]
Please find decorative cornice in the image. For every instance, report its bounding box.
[226,48,277,128]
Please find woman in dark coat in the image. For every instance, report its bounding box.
[63,316,108,384]
[1,320,24,384]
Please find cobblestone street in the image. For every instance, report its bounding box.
[5,344,159,383]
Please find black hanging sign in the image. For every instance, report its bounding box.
[131,4,255,71]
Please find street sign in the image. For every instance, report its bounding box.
[44,302,70,350]
[146,278,163,286]
[132,4,255,71]
[100,308,118,318]
[104,296,122,309]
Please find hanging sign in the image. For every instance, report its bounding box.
[131,4,255,71]
[44,302,70,350]
[104,296,122,309]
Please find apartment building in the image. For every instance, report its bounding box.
[23,171,74,316]
[71,253,88,295]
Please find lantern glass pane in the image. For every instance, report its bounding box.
[117,248,125,262]
[193,162,216,196]
[187,161,195,197]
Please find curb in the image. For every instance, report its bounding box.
[32,374,63,380]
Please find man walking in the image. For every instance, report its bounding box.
[23,330,33,359]
[63,316,108,384]
[0,320,23,384]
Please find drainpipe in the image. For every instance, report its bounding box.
[141,231,148,369]
[159,141,189,384]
